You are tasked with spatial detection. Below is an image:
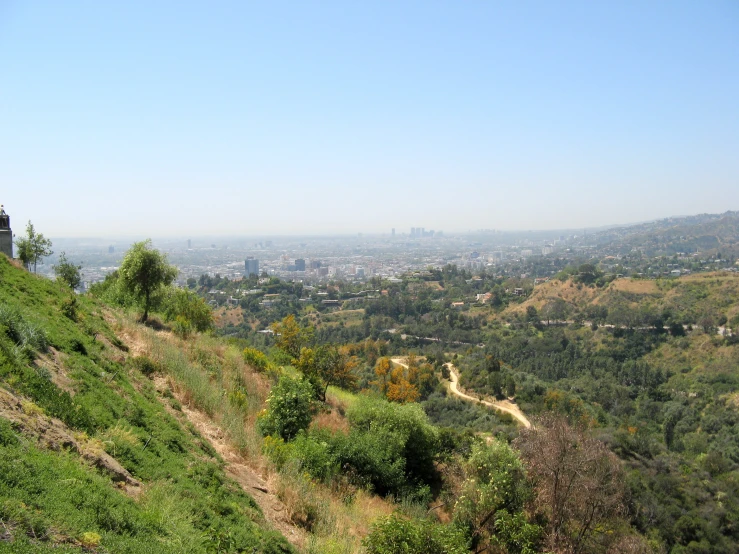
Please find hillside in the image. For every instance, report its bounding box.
[0,255,296,553]
[503,271,739,329]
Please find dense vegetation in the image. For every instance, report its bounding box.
[2,225,739,553]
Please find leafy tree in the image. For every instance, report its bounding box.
[53,252,82,289]
[14,220,53,273]
[162,288,214,333]
[453,440,539,553]
[271,314,313,360]
[118,240,177,322]
[257,375,315,441]
[295,344,358,401]
[373,357,393,395]
[386,358,420,404]
[342,396,440,494]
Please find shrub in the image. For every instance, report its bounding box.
[172,315,192,339]
[290,431,338,482]
[130,356,162,377]
[257,375,315,441]
[163,288,214,333]
[0,305,49,360]
[243,347,270,372]
[347,396,440,486]
[364,514,468,554]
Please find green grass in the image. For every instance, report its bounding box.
[0,256,293,552]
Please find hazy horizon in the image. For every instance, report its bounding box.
[2,1,738,237]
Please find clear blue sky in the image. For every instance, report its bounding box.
[1,1,737,237]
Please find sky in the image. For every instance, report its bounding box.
[1,1,738,237]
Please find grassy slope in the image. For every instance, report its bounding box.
[0,255,293,553]
[113,318,397,554]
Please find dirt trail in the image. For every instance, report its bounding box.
[175,400,307,550]
[111,320,308,550]
[390,357,531,428]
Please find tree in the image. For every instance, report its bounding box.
[453,440,540,553]
[53,252,82,290]
[373,357,393,395]
[271,314,313,360]
[162,288,214,333]
[118,240,177,322]
[514,414,625,554]
[257,375,314,441]
[14,221,53,273]
[295,344,358,401]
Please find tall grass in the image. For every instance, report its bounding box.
[128,319,266,460]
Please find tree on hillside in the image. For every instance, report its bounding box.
[15,221,53,273]
[119,240,177,322]
[514,413,626,554]
[53,252,82,290]
[453,440,540,553]
[271,314,313,360]
[295,343,358,401]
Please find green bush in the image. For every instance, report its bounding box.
[172,315,192,338]
[243,346,270,371]
[290,430,338,482]
[257,375,315,441]
[163,288,214,333]
[347,396,440,487]
[453,440,536,552]
[0,305,49,360]
[363,514,468,554]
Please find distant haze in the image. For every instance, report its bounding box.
[1,1,738,237]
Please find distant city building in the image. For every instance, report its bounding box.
[391,228,395,237]
[0,205,12,259]
[108,245,115,254]
[542,246,554,255]
[521,249,533,258]
[245,257,259,277]
[187,239,191,249]
[295,258,306,271]
[310,260,321,269]
[356,266,365,278]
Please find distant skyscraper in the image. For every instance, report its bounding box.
[187,239,192,249]
[108,245,115,254]
[391,228,395,237]
[0,205,13,259]
[245,257,259,277]
[295,259,306,271]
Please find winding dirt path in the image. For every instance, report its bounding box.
[445,363,531,428]
[390,357,531,428]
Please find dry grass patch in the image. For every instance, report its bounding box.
[607,278,658,294]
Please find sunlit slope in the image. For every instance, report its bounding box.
[0,255,293,553]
